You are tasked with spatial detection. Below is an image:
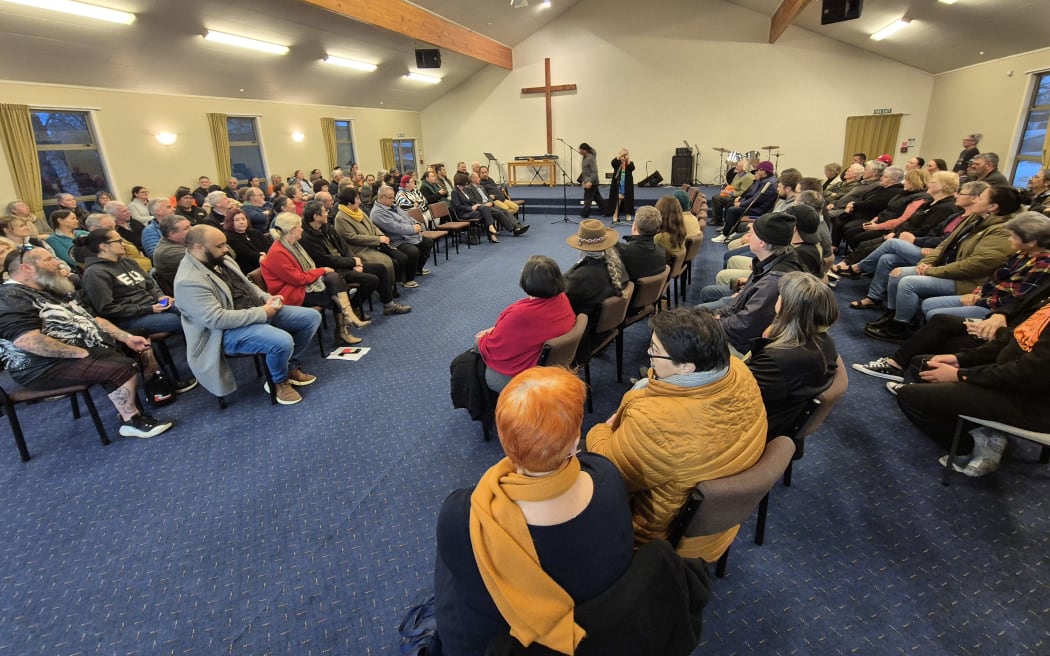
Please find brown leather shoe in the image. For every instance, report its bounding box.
[287,367,317,387]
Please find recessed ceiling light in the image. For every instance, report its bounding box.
[155,132,177,145]
[203,30,289,55]
[404,72,441,84]
[870,19,910,41]
[540,0,552,8]
[323,56,377,72]
[938,0,958,5]
[291,132,305,142]
[2,0,135,24]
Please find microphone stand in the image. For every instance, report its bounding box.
[556,137,577,188]
[550,157,577,225]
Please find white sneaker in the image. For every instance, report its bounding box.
[710,234,728,243]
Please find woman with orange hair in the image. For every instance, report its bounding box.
[434,367,634,655]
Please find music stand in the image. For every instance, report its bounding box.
[484,152,505,185]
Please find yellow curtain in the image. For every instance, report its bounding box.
[379,138,395,170]
[0,103,44,214]
[842,114,903,166]
[206,113,232,182]
[320,117,337,173]
[1043,126,1050,168]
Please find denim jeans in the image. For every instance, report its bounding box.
[221,305,321,383]
[863,239,924,302]
[120,307,183,335]
[887,269,958,321]
[921,296,992,320]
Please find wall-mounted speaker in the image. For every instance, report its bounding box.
[415,49,441,69]
[820,0,863,25]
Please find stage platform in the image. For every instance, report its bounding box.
[497,183,721,216]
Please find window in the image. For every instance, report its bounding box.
[334,120,357,168]
[227,116,266,183]
[32,110,112,208]
[1011,72,1050,186]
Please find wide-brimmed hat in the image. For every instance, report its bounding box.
[566,219,619,251]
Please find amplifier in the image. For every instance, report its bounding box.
[675,147,692,156]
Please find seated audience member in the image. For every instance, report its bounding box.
[104,200,146,250]
[356,174,376,215]
[586,308,766,561]
[710,159,755,226]
[968,152,1009,187]
[370,186,433,285]
[1027,167,1050,214]
[841,168,931,249]
[654,195,687,260]
[262,212,365,345]
[151,215,193,295]
[435,367,634,656]
[748,272,839,439]
[242,186,273,232]
[918,212,1050,320]
[926,158,948,175]
[0,248,173,438]
[419,169,447,208]
[394,175,432,226]
[174,187,207,225]
[285,185,306,217]
[333,187,412,313]
[80,212,152,273]
[202,190,233,228]
[825,161,885,220]
[714,160,778,241]
[268,181,286,204]
[291,170,313,199]
[270,194,294,219]
[54,192,89,227]
[700,213,802,354]
[1,216,58,263]
[78,229,196,392]
[822,163,843,191]
[298,200,380,323]
[478,165,520,216]
[893,290,1050,477]
[224,176,241,200]
[564,220,628,327]
[832,166,905,247]
[222,206,272,274]
[90,190,112,214]
[866,186,1020,341]
[141,197,177,258]
[717,199,825,285]
[45,209,88,269]
[174,225,321,405]
[192,176,213,207]
[785,204,825,277]
[475,256,577,392]
[470,173,529,236]
[904,156,925,171]
[823,163,864,204]
[674,189,703,237]
[268,174,283,196]
[4,200,49,237]
[616,206,667,281]
[770,169,802,215]
[128,186,152,226]
[314,190,337,223]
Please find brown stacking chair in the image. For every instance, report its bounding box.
[406,207,449,264]
[783,355,848,487]
[577,282,634,413]
[681,234,703,289]
[537,314,588,368]
[664,250,688,308]
[1,363,109,461]
[429,201,470,252]
[666,435,796,578]
[615,266,670,381]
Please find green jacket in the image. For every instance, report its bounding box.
[922,211,1016,294]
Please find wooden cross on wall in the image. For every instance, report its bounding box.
[521,58,577,155]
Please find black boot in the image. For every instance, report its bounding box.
[865,311,894,330]
[866,320,909,342]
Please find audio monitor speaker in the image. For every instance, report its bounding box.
[415,49,441,68]
[671,155,693,187]
[820,0,863,25]
[638,171,663,188]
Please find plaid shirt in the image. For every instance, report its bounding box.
[978,251,1050,310]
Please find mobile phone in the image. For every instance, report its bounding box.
[158,298,169,308]
[339,347,361,355]
[964,317,979,324]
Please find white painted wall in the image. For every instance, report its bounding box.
[420,0,935,185]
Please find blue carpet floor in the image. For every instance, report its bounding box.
[1,184,1047,655]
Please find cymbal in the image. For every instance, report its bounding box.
[761,145,779,150]
[712,147,731,153]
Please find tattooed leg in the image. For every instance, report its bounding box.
[107,377,139,420]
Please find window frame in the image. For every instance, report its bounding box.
[31,108,113,209]
[333,119,357,169]
[1010,71,1050,187]
[227,115,268,185]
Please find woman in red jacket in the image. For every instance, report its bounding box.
[261,212,367,345]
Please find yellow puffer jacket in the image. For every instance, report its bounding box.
[586,357,767,562]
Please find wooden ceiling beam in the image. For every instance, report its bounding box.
[300,0,513,70]
[769,0,813,44]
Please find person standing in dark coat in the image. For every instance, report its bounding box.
[953,133,981,177]
[578,142,605,219]
[609,148,636,223]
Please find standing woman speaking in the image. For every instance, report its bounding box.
[578,142,605,219]
[609,148,635,224]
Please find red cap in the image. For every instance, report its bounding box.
[876,154,893,164]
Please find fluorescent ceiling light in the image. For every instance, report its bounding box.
[2,0,135,24]
[203,30,289,55]
[404,72,441,84]
[323,56,377,72]
[511,0,528,8]
[938,0,958,4]
[870,19,910,41]
[539,0,551,7]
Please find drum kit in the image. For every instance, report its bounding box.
[711,145,782,185]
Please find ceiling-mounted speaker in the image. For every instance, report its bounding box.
[820,0,863,25]
[415,48,441,69]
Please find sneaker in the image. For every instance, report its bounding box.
[419,268,431,276]
[120,413,173,438]
[885,381,906,396]
[400,280,420,289]
[287,367,317,387]
[625,214,633,223]
[383,302,412,315]
[710,234,728,243]
[264,380,302,405]
[175,378,198,394]
[852,358,904,382]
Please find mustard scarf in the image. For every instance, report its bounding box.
[339,204,365,222]
[469,456,586,654]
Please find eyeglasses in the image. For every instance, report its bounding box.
[647,349,675,361]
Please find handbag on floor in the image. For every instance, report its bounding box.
[398,594,442,656]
